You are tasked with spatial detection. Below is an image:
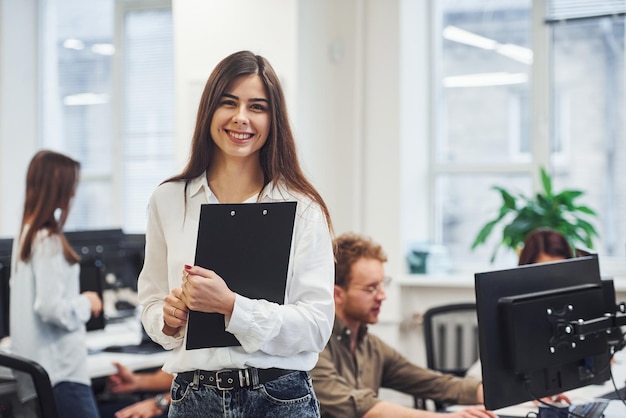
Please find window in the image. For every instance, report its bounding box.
[40,0,174,232]
[548,5,625,257]
[430,0,626,269]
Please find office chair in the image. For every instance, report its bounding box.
[415,303,479,410]
[0,351,59,418]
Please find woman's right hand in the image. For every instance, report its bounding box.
[162,287,188,336]
[82,291,103,317]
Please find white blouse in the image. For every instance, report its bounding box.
[10,228,92,387]
[138,174,335,374]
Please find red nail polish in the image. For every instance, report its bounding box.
[184,264,192,270]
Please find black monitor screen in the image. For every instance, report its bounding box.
[0,239,12,339]
[117,233,145,291]
[65,229,143,291]
[79,258,106,331]
[475,256,612,410]
[0,256,10,339]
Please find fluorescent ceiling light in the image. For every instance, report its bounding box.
[91,43,115,56]
[63,93,110,106]
[443,25,533,65]
[443,26,497,50]
[495,43,533,65]
[444,72,528,88]
[63,38,84,50]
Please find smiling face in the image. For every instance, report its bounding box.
[335,257,388,330]
[209,74,270,162]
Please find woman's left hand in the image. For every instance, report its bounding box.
[180,265,236,316]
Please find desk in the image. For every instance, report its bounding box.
[88,351,170,380]
[86,316,170,379]
[448,349,626,417]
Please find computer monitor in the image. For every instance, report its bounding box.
[117,233,145,291]
[0,239,12,340]
[65,228,125,262]
[78,258,106,331]
[0,235,108,333]
[65,229,143,291]
[475,256,616,410]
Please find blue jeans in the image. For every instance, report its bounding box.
[169,370,320,418]
[53,381,100,418]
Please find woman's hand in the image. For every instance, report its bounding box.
[82,291,103,317]
[162,286,188,336]
[180,265,236,316]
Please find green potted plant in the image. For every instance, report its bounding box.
[471,167,599,262]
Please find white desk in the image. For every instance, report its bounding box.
[453,349,626,417]
[86,316,170,379]
[88,351,170,379]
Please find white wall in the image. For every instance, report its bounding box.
[0,0,39,236]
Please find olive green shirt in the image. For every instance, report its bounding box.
[311,317,481,417]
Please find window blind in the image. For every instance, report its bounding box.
[547,0,626,22]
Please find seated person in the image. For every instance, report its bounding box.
[311,232,497,417]
[98,362,172,418]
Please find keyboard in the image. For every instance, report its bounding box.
[568,400,609,418]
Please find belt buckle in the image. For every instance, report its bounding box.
[215,370,235,390]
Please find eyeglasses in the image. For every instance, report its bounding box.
[349,276,392,295]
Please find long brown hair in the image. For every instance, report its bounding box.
[164,50,333,231]
[19,150,80,264]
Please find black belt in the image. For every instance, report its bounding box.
[178,368,296,390]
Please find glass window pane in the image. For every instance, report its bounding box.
[436,0,532,164]
[551,16,626,256]
[67,181,115,230]
[41,0,114,229]
[122,7,175,232]
[435,174,531,270]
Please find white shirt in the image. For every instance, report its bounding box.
[10,228,93,387]
[138,174,335,374]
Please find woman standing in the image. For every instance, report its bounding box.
[10,150,103,417]
[138,50,335,417]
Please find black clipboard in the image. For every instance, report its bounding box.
[185,201,297,350]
